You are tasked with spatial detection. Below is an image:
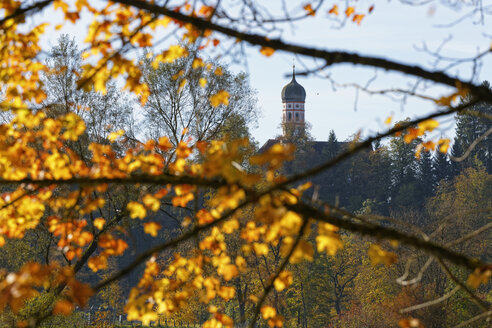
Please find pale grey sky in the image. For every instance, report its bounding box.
[38,1,492,145]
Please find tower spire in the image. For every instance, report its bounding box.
[292,58,296,80]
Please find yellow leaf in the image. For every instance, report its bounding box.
[384,115,392,125]
[253,242,269,256]
[178,78,187,92]
[438,138,451,153]
[154,45,189,66]
[218,264,238,281]
[88,255,108,272]
[214,67,223,76]
[222,219,239,234]
[127,202,146,219]
[93,217,105,230]
[199,77,207,88]
[467,267,491,288]
[62,113,86,141]
[261,306,276,320]
[108,129,124,142]
[209,90,230,107]
[143,194,161,212]
[143,222,162,237]
[316,234,343,256]
[368,244,397,266]
[192,58,205,69]
[280,211,302,234]
[274,271,293,291]
[418,119,439,133]
[260,46,275,57]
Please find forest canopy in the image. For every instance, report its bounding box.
[0,1,491,328]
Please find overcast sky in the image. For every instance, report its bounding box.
[40,1,492,146]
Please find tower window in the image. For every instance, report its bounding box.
[295,112,299,121]
[288,104,292,108]
[288,112,292,121]
[295,104,299,108]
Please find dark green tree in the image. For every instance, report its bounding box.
[452,81,492,173]
[416,149,434,202]
[432,150,450,186]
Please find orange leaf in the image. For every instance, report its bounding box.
[260,46,275,57]
[345,6,355,17]
[158,136,173,151]
[328,4,339,16]
[303,4,316,16]
[53,299,74,316]
[352,14,365,25]
[467,267,492,288]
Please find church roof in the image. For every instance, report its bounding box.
[281,67,306,102]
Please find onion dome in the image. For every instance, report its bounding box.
[281,66,306,102]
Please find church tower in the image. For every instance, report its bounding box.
[281,65,306,135]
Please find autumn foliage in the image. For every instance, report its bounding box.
[0,1,491,328]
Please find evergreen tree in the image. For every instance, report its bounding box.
[453,81,492,172]
[388,125,420,208]
[432,150,450,185]
[326,129,340,159]
[416,150,434,201]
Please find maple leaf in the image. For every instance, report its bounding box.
[127,201,146,219]
[261,306,277,320]
[253,242,269,256]
[345,6,355,17]
[143,194,160,212]
[274,271,293,291]
[303,4,316,16]
[158,136,173,151]
[93,217,105,230]
[353,14,365,25]
[218,264,238,281]
[88,255,108,272]
[328,4,339,15]
[176,141,192,158]
[143,222,162,237]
